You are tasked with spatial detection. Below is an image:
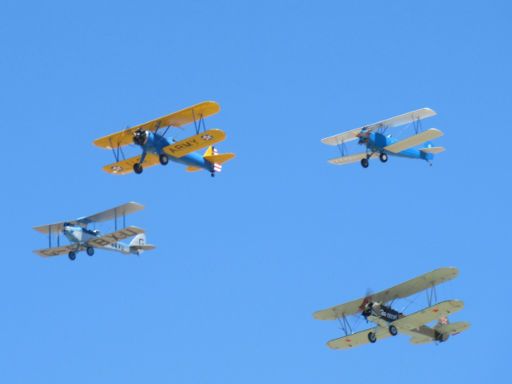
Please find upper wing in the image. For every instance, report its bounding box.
[102,154,160,175]
[34,244,84,257]
[33,202,144,233]
[87,226,145,247]
[162,129,226,158]
[313,267,459,320]
[393,300,464,332]
[321,108,436,146]
[93,101,221,149]
[328,152,377,165]
[327,326,391,350]
[384,128,444,153]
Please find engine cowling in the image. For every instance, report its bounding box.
[133,130,148,146]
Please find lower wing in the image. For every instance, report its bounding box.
[384,128,443,153]
[328,152,377,165]
[87,226,145,247]
[327,326,391,350]
[163,129,226,158]
[34,244,83,257]
[102,154,159,175]
[392,300,464,332]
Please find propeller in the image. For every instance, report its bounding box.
[133,129,148,146]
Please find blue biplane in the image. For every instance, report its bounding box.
[93,101,235,177]
[321,108,445,168]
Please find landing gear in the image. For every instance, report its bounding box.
[379,153,388,163]
[68,251,76,261]
[210,172,215,178]
[368,331,377,343]
[86,247,94,256]
[361,158,369,168]
[159,153,169,165]
[388,324,398,336]
[133,163,143,174]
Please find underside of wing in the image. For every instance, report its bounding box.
[420,146,445,154]
[163,129,226,158]
[328,152,377,165]
[322,108,437,146]
[384,128,443,153]
[327,327,391,350]
[34,244,83,257]
[392,300,464,332]
[87,226,145,247]
[102,154,159,175]
[93,101,220,149]
[370,267,459,304]
[314,296,368,320]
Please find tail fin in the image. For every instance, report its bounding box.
[129,233,156,254]
[203,146,235,173]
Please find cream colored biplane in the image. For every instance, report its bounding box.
[313,267,470,350]
[93,101,235,177]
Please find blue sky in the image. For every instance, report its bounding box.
[1,0,510,382]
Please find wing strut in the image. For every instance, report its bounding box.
[336,314,353,336]
[426,284,438,307]
[191,109,207,134]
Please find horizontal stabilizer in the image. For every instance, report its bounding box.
[420,146,445,154]
[384,128,443,153]
[130,244,156,251]
[436,321,471,336]
[186,166,201,172]
[204,153,236,165]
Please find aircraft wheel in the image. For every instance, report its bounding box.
[159,153,169,165]
[361,158,369,168]
[379,153,388,163]
[68,251,76,261]
[388,324,398,336]
[368,331,377,343]
[211,172,215,178]
[86,247,94,256]
[133,163,143,174]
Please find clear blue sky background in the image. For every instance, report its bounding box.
[1,1,510,382]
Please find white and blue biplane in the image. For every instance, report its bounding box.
[93,101,235,177]
[321,108,445,168]
[313,267,470,350]
[33,202,155,261]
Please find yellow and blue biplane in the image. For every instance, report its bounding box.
[93,101,235,177]
[321,108,445,168]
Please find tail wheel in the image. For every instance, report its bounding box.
[379,153,388,163]
[361,158,369,168]
[86,247,94,256]
[159,153,169,166]
[68,251,76,261]
[388,324,398,336]
[133,163,143,174]
[368,331,377,343]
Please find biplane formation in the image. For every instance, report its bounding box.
[93,101,235,177]
[314,267,469,350]
[33,202,155,261]
[322,108,445,168]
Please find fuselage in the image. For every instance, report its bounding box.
[63,224,134,255]
[360,132,434,162]
[141,132,214,172]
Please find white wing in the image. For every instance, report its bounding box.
[328,152,377,165]
[321,108,437,146]
[327,326,391,350]
[384,128,443,153]
[86,226,145,247]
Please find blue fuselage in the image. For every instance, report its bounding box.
[361,132,433,162]
[142,132,214,171]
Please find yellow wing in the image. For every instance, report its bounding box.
[102,154,160,175]
[163,129,226,158]
[204,153,235,165]
[93,101,221,149]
